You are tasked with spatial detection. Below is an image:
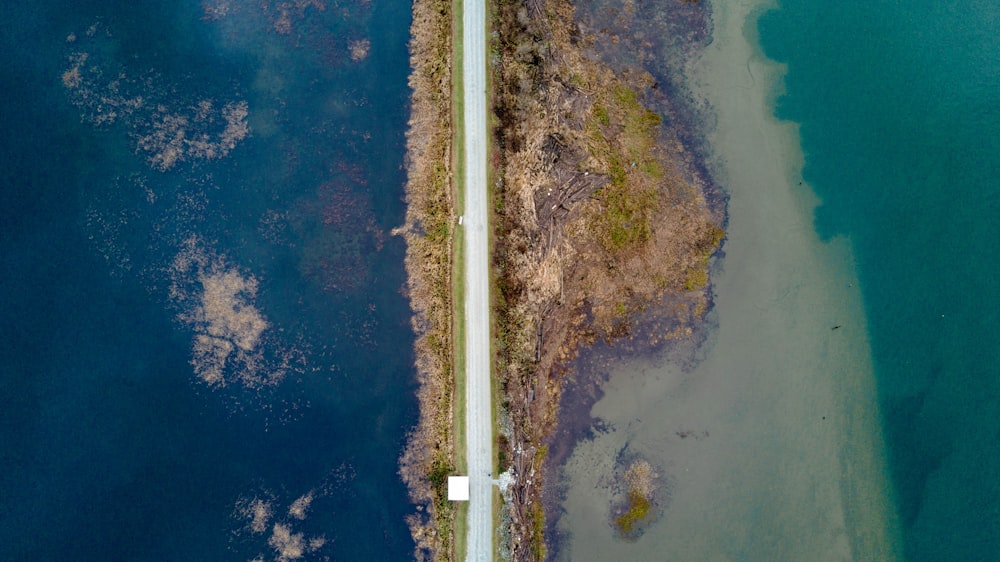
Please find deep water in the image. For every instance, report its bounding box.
[759,2,1000,559]
[0,0,417,559]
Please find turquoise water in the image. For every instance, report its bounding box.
[0,0,417,558]
[759,2,1000,559]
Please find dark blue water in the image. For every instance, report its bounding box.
[759,2,1000,559]
[0,0,418,559]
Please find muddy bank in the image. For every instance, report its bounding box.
[547,1,900,559]
[530,0,724,552]
[489,0,723,558]
[541,312,713,549]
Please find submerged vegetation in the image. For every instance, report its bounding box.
[612,459,659,539]
[615,490,652,535]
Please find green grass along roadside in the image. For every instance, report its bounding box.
[450,0,468,560]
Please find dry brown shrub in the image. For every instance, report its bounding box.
[490,0,722,558]
[397,1,458,560]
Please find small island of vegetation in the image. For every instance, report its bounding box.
[613,459,659,540]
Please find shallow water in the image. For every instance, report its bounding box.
[0,1,418,558]
[760,1,1000,559]
[552,1,900,559]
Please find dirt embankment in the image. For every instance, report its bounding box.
[490,0,723,559]
[397,0,722,559]
[396,0,458,560]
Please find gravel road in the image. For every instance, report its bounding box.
[461,0,493,559]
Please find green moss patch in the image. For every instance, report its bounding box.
[614,489,652,536]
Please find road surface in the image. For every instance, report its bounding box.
[461,0,492,559]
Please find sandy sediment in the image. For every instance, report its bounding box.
[549,1,902,560]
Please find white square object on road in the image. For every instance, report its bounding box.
[448,476,470,501]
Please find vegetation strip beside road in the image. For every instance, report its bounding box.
[398,0,460,559]
[451,0,468,559]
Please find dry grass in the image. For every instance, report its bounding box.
[397,1,459,560]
